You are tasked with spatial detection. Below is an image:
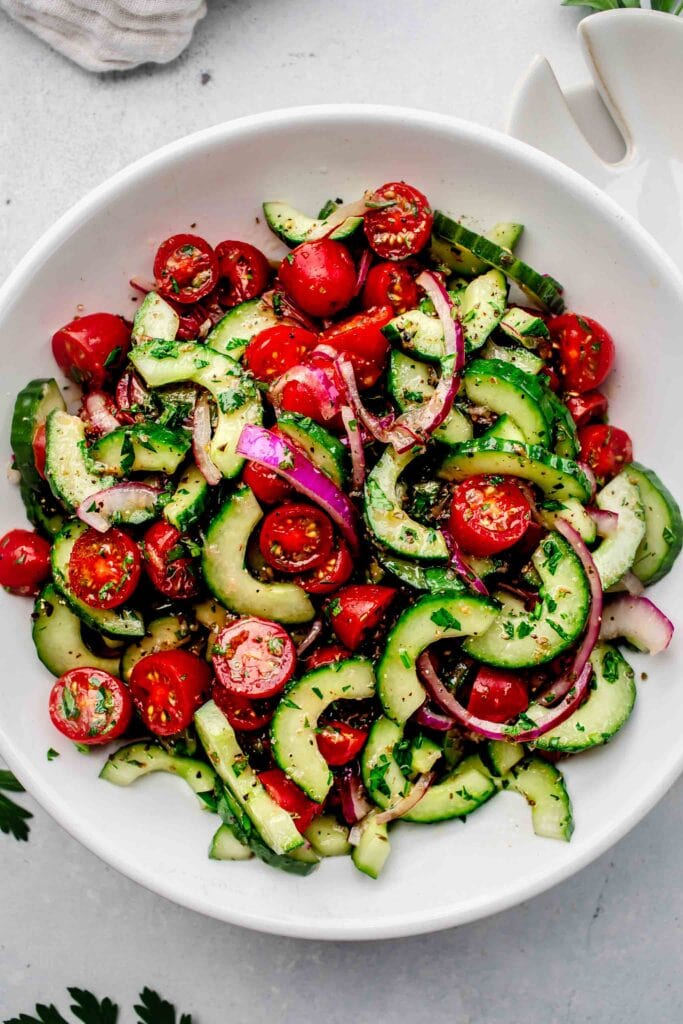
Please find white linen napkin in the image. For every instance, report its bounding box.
[0,0,207,72]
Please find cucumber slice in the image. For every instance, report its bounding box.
[271,658,375,802]
[209,823,253,861]
[11,378,66,490]
[164,465,209,532]
[463,359,552,447]
[351,812,391,879]
[464,533,590,668]
[130,340,262,480]
[480,340,544,376]
[51,522,145,639]
[624,463,683,584]
[202,485,315,624]
[507,757,574,841]
[121,614,193,682]
[480,414,526,444]
[215,780,316,875]
[88,424,191,477]
[361,716,409,809]
[532,643,636,753]
[276,412,347,487]
[410,734,442,775]
[438,437,592,502]
[383,309,445,362]
[195,700,304,856]
[99,740,216,794]
[402,754,497,823]
[206,297,281,361]
[542,387,580,459]
[132,292,179,344]
[378,593,500,723]
[460,270,508,351]
[387,351,473,446]
[499,308,549,348]
[592,473,646,589]
[20,480,65,538]
[263,200,362,245]
[430,221,524,276]
[304,815,351,858]
[538,497,597,545]
[32,584,122,677]
[45,410,114,512]
[365,447,448,561]
[378,553,467,593]
[484,740,525,777]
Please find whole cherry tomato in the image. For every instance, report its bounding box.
[212,617,296,698]
[215,240,271,308]
[361,261,419,314]
[52,312,130,389]
[153,233,218,304]
[364,182,433,260]
[578,424,633,483]
[449,476,531,557]
[320,306,393,389]
[326,584,396,651]
[49,667,133,745]
[243,324,318,382]
[129,650,211,736]
[468,667,529,724]
[258,767,323,833]
[142,522,200,600]
[68,528,141,609]
[548,313,615,393]
[0,529,51,596]
[278,239,356,318]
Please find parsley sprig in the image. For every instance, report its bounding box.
[0,768,32,842]
[4,987,193,1024]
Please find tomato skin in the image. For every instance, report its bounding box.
[68,528,141,609]
[278,239,357,318]
[129,650,211,736]
[362,262,419,314]
[316,720,368,766]
[243,325,318,383]
[243,461,293,504]
[215,240,271,308]
[277,351,343,428]
[142,522,200,600]
[0,529,51,596]
[320,306,393,389]
[211,682,275,732]
[449,476,531,557]
[327,584,397,651]
[259,503,334,574]
[566,391,608,428]
[364,182,433,260]
[468,667,529,724]
[32,423,47,480]
[212,618,296,698]
[296,540,353,594]
[153,233,218,304]
[49,667,133,744]
[52,312,130,389]
[578,424,633,483]
[539,365,560,393]
[304,643,351,670]
[548,313,615,393]
[258,767,323,833]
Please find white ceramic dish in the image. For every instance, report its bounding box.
[1,105,682,940]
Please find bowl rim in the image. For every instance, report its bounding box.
[2,102,683,940]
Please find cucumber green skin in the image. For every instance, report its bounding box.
[378,593,501,723]
[276,412,347,487]
[438,437,592,502]
[32,584,122,677]
[463,358,552,447]
[271,659,375,802]
[499,307,549,346]
[387,350,473,446]
[263,200,362,245]
[507,757,574,841]
[45,410,115,513]
[484,740,525,777]
[541,387,580,459]
[379,554,467,594]
[361,716,409,809]
[432,212,565,314]
[480,414,526,444]
[209,823,253,861]
[351,813,391,879]
[51,522,145,639]
[625,463,683,584]
[304,815,351,857]
[99,741,217,793]
[460,270,508,351]
[202,485,314,624]
[402,755,497,823]
[132,292,179,344]
[88,424,191,477]
[430,221,524,276]
[19,480,65,538]
[364,447,448,562]
[164,465,209,532]
[121,614,192,682]
[532,643,636,753]
[480,340,544,376]
[11,378,65,491]
[206,298,281,362]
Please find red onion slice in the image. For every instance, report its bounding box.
[588,507,618,538]
[83,392,121,436]
[192,394,222,486]
[415,702,455,732]
[340,405,365,493]
[270,363,340,422]
[578,461,597,501]
[442,527,489,597]
[600,595,673,655]
[374,772,435,825]
[296,619,323,658]
[354,249,372,296]
[261,289,319,332]
[609,570,645,597]
[335,356,417,449]
[129,277,156,295]
[337,764,373,825]
[236,424,360,554]
[77,483,161,533]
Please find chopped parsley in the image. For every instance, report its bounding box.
[430,608,462,631]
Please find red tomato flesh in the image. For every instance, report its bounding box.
[578,424,633,483]
[296,539,353,594]
[129,649,211,736]
[243,460,294,504]
[215,240,271,308]
[449,476,531,557]
[304,643,351,670]
[363,182,433,260]
[566,391,608,429]
[142,521,200,600]
[468,667,529,724]
[212,618,296,698]
[327,584,397,651]
[316,720,368,766]
[548,313,615,394]
[258,767,322,832]
[320,306,393,389]
[68,527,141,609]
[278,239,356,318]
[49,667,133,744]
[259,503,334,574]
[52,312,130,389]
[211,682,275,732]
[32,423,47,480]
[153,233,218,304]
[0,528,51,596]
[276,350,343,428]
[244,324,318,383]
[362,261,419,314]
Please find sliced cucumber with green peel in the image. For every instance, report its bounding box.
[209,823,253,861]
[361,716,410,809]
[20,480,65,538]
[132,292,179,344]
[11,378,66,490]
[387,351,472,446]
[541,386,580,459]
[365,446,448,561]
[383,309,445,363]
[532,643,636,753]
[100,741,216,794]
[480,340,544,376]
[164,465,209,532]
[304,815,351,858]
[464,533,590,668]
[215,779,315,875]
[430,221,523,276]
[480,414,526,444]
[351,812,391,879]
[88,424,191,477]
[271,659,375,802]
[410,734,442,774]
[202,485,314,624]
[592,473,646,589]
[484,740,525,777]
[206,298,282,362]
[538,497,597,545]
[263,200,362,245]
[32,584,122,677]
[500,307,549,347]
[507,757,574,841]
[378,554,467,593]
[378,593,500,723]
[463,358,552,447]
[121,614,193,682]
[460,270,508,351]
[402,755,497,823]
[45,410,114,512]
[276,412,347,487]
[624,463,683,584]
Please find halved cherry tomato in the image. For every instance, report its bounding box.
[52,312,130,389]
[578,424,633,483]
[243,324,318,382]
[320,306,393,389]
[211,682,275,733]
[260,503,334,574]
[258,767,323,833]
[548,313,615,393]
[566,391,608,428]
[0,529,51,596]
[68,528,141,609]
[278,239,356,318]
[316,720,368,766]
[129,649,210,736]
[468,667,529,724]
[327,584,397,651]
[449,476,531,557]
[304,643,351,670]
[277,350,343,428]
[215,240,271,308]
[363,182,433,260]
[297,539,353,594]
[32,423,47,480]
[212,617,296,698]
[153,233,218,304]
[142,522,200,600]
[243,460,294,504]
[361,261,419,314]
[49,667,133,745]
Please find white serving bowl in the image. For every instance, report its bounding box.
[0,105,681,941]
